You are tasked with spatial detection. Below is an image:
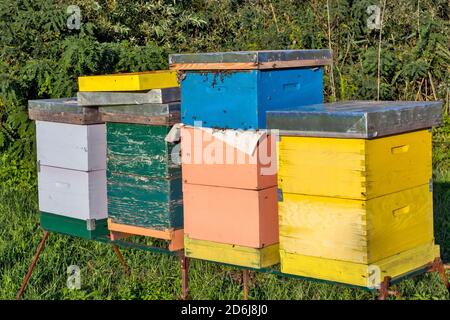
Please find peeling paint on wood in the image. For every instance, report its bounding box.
[107,172,183,230]
[107,123,180,178]
[181,68,324,129]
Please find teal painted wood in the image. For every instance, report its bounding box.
[107,123,180,178]
[40,211,109,240]
[107,172,183,230]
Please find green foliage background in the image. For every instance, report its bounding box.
[0,0,449,300]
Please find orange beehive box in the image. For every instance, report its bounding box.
[180,126,277,190]
[183,183,278,248]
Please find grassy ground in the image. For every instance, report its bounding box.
[0,119,449,300]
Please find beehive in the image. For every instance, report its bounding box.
[29,98,108,239]
[180,125,279,266]
[183,184,278,248]
[180,125,277,189]
[170,50,332,129]
[103,103,183,248]
[266,100,443,288]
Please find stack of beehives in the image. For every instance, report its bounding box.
[266,100,443,288]
[28,98,108,239]
[169,50,333,268]
[77,71,185,250]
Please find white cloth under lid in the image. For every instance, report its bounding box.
[166,124,268,156]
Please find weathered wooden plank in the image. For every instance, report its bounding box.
[169,49,332,70]
[278,130,431,200]
[78,71,179,92]
[267,100,443,138]
[280,242,438,288]
[77,88,180,106]
[181,68,323,129]
[28,98,102,124]
[108,220,184,251]
[100,103,180,125]
[279,184,433,264]
[107,172,183,230]
[36,121,106,171]
[107,123,180,178]
[184,235,280,269]
[40,211,108,240]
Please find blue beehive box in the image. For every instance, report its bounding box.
[169,50,332,129]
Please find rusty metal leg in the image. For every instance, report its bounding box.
[16,231,50,300]
[377,276,391,300]
[433,258,450,294]
[112,244,130,276]
[180,253,189,300]
[243,269,249,300]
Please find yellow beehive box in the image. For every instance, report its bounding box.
[184,235,279,269]
[279,184,434,264]
[278,129,432,200]
[280,242,440,288]
[78,70,179,92]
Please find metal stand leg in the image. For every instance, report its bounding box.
[377,276,391,300]
[428,258,450,294]
[16,231,50,300]
[180,253,189,300]
[243,269,249,300]
[112,244,130,276]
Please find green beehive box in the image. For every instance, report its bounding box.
[107,172,183,229]
[107,122,180,178]
[105,107,182,231]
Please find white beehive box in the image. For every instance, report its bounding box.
[37,165,107,221]
[36,121,106,171]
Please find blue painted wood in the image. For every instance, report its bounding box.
[181,68,323,129]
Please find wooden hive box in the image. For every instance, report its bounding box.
[36,121,106,171]
[183,184,278,249]
[78,70,179,92]
[38,166,108,239]
[180,125,277,190]
[277,129,432,200]
[184,235,280,269]
[107,122,180,178]
[169,50,332,129]
[266,100,442,288]
[28,98,102,125]
[104,106,183,249]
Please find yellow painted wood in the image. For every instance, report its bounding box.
[278,130,431,200]
[78,71,179,92]
[184,235,280,269]
[280,242,438,288]
[279,184,434,264]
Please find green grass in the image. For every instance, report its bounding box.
[0,119,449,300]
